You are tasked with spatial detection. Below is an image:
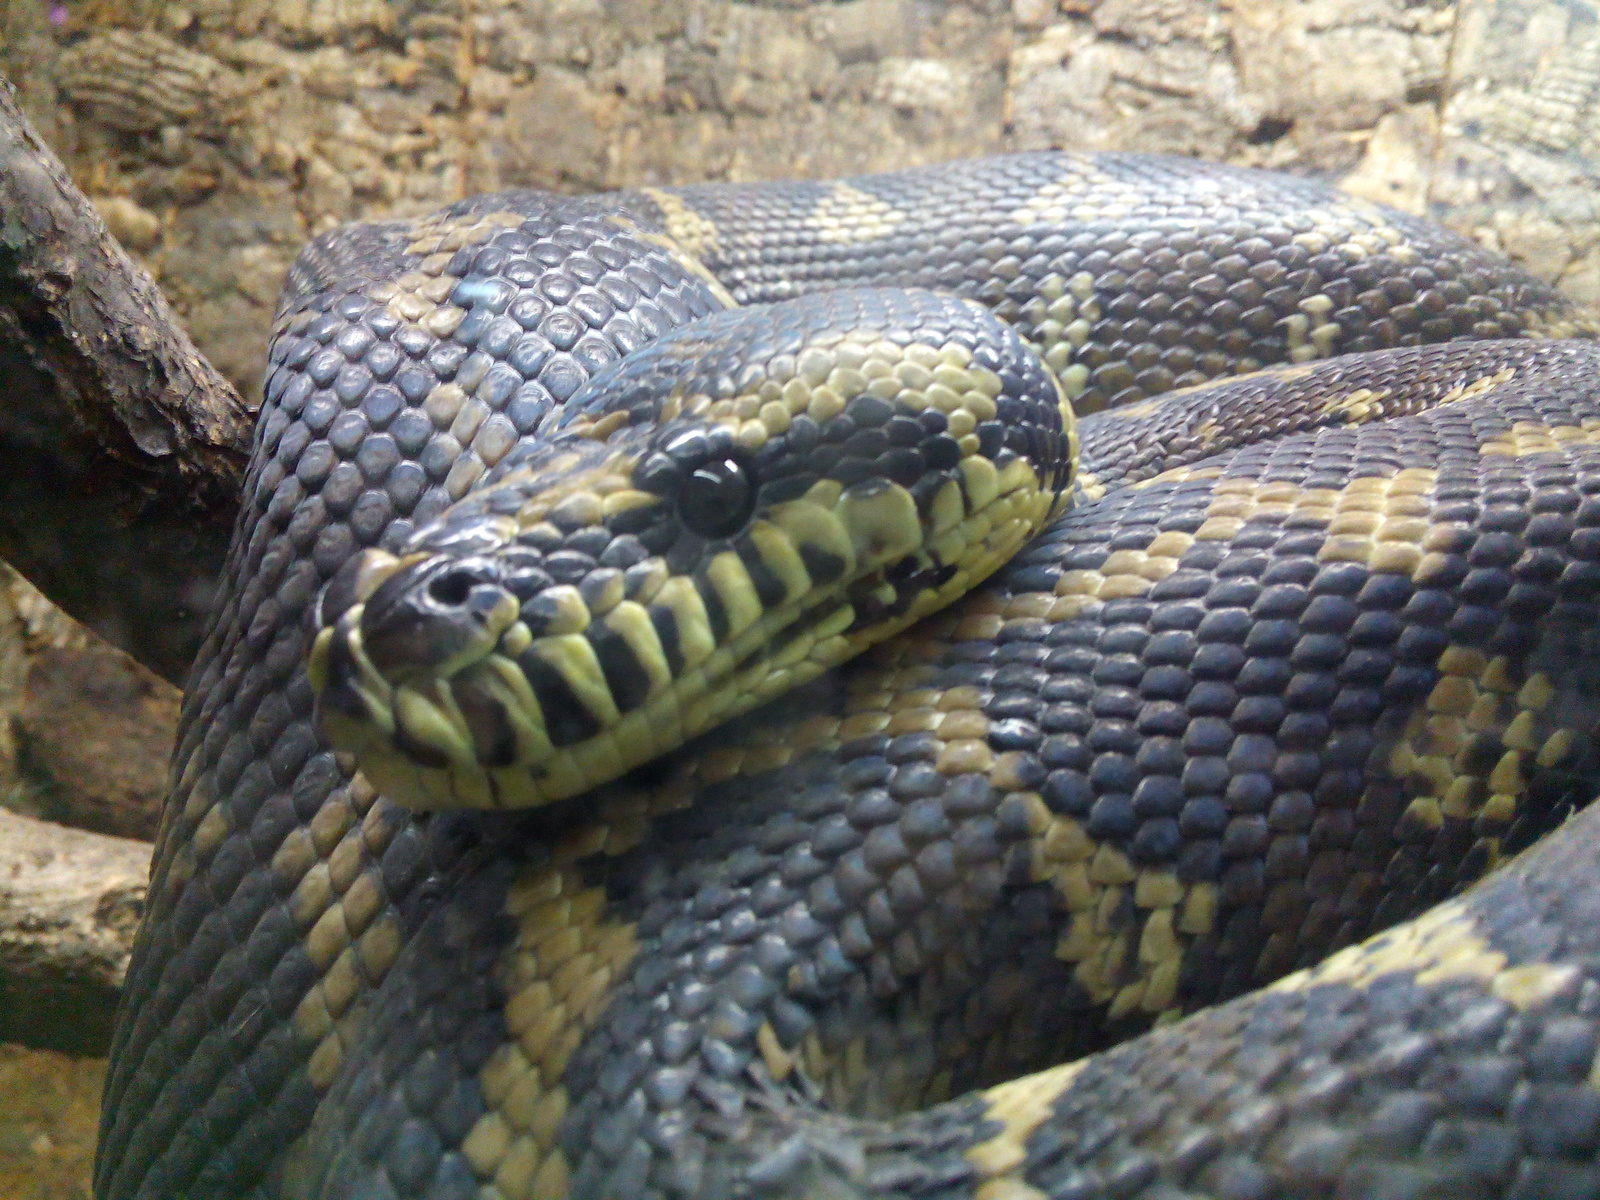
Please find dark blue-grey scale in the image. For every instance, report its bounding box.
[101,151,1600,1200]
[633,152,1581,413]
[281,348,1600,1200]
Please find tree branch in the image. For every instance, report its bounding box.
[0,74,253,685]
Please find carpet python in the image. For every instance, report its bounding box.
[96,151,1600,1200]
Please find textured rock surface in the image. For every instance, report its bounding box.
[0,0,1591,403]
[16,647,177,841]
[1433,0,1600,309]
[0,806,150,1006]
[0,1044,101,1199]
[0,561,95,815]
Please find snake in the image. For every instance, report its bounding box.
[94,151,1600,1200]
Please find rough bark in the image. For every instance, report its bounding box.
[0,808,149,1054]
[0,75,253,686]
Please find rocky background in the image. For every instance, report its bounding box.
[0,0,1595,1191]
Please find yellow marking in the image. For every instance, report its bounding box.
[1320,386,1391,422]
[1384,633,1582,870]
[293,875,404,1099]
[601,602,673,700]
[812,182,904,243]
[1006,162,1117,226]
[654,576,717,669]
[422,304,465,339]
[425,382,469,427]
[359,914,402,977]
[1438,366,1517,407]
[739,337,1028,510]
[473,654,556,765]
[1519,673,1555,711]
[757,1021,796,1082]
[189,800,231,858]
[530,634,621,727]
[1503,710,1539,752]
[959,455,1001,512]
[921,478,962,537]
[967,1060,1089,1197]
[705,551,764,637]
[1540,729,1575,768]
[318,951,361,1020]
[608,204,737,308]
[307,792,357,861]
[1074,470,1106,502]
[467,858,643,1195]
[1023,790,1206,1016]
[1179,883,1218,935]
[569,409,632,442]
[1480,418,1600,457]
[637,187,723,259]
[405,209,526,256]
[1272,896,1580,1011]
[393,683,475,763]
[500,622,534,659]
[838,482,923,565]
[274,831,321,908]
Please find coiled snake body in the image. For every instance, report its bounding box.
[97,152,1600,1200]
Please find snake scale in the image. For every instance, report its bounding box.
[95,151,1600,1200]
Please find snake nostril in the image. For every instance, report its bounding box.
[427,568,477,608]
[421,558,515,625]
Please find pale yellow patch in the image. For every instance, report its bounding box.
[968,1060,1089,1197]
[1273,896,1577,1012]
[637,188,723,259]
[811,182,905,243]
[466,862,642,1197]
[1437,366,1517,407]
[404,209,526,257]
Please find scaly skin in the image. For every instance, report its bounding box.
[97,152,1600,1200]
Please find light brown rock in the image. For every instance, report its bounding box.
[16,647,178,842]
[0,807,150,995]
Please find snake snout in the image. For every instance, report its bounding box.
[310,549,527,792]
[360,556,519,682]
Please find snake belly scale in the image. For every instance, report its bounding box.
[95,152,1600,1200]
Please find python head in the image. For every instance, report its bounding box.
[309,288,1077,810]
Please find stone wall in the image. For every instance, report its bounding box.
[3,0,1595,399]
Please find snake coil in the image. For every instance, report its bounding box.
[98,152,1600,1200]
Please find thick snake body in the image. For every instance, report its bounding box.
[96,152,1600,1200]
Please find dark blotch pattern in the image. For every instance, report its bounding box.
[97,195,727,1199]
[640,152,1590,412]
[100,151,1600,1200]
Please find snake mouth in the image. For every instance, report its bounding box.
[310,549,522,767]
[310,458,1063,811]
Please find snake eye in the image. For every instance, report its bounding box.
[678,455,755,539]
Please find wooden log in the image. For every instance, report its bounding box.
[0,73,254,685]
